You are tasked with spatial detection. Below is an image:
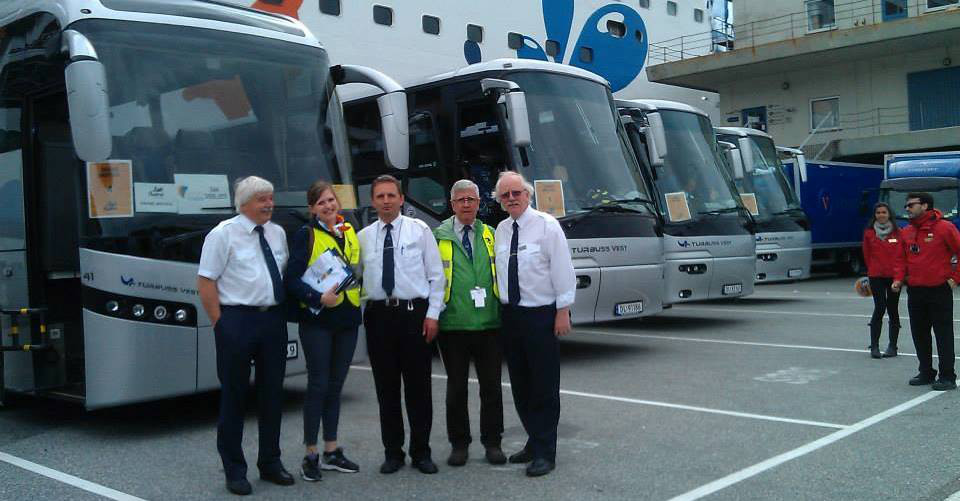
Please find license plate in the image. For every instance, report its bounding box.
[722,283,743,295]
[788,268,803,278]
[614,301,643,316]
[286,340,299,360]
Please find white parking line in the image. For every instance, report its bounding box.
[668,391,943,500]
[752,292,960,302]
[576,329,960,359]
[682,306,960,323]
[350,365,846,429]
[0,451,145,501]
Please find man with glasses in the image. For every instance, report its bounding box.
[493,171,576,477]
[892,192,960,390]
[433,179,506,468]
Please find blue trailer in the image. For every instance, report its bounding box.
[781,158,884,274]
[879,152,960,230]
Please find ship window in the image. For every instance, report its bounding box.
[422,15,440,35]
[545,40,560,57]
[467,24,483,43]
[928,0,959,9]
[806,0,837,31]
[320,0,340,16]
[638,0,650,9]
[579,46,594,63]
[667,1,678,16]
[607,20,626,38]
[507,32,523,50]
[694,8,704,22]
[810,97,840,131]
[373,5,392,26]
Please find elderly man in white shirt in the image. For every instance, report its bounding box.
[357,174,445,475]
[494,171,575,478]
[197,176,294,496]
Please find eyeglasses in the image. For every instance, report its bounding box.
[498,190,525,200]
[905,202,922,209]
[452,196,478,205]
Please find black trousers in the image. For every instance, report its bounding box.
[868,277,901,329]
[214,305,288,481]
[438,329,504,448]
[501,304,560,463]
[364,299,434,461]
[908,284,955,381]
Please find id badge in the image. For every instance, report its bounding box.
[470,287,487,308]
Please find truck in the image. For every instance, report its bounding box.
[879,152,960,228]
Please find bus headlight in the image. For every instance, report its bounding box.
[106,300,120,313]
[174,309,188,322]
[132,304,146,317]
[154,305,168,321]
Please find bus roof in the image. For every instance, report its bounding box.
[615,99,710,119]
[715,126,775,141]
[416,58,610,89]
[0,0,321,49]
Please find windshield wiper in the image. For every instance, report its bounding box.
[582,197,656,213]
[697,207,741,216]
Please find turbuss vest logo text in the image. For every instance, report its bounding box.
[678,239,732,248]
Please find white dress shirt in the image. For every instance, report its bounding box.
[358,215,445,319]
[495,207,576,309]
[198,214,288,307]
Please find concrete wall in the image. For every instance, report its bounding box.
[715,45,956,153]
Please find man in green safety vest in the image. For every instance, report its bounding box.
[433,179,506,467]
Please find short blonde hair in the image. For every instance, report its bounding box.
[234,176,274,212]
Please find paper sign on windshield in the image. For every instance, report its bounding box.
[134,183,178,213]
[87,160,134,219]
[174,174,231,214]
[740,193,760,216]
[665,191,692,222]
[534,180,565,218]
[333,184,357,210]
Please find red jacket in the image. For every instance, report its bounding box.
[895,209,960,286]
[862,226,905,278]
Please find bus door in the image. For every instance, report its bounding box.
[455,99,508,226]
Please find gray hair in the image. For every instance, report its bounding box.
[449,179,480,199]
[234,176,274,212]
[494,171,534,197]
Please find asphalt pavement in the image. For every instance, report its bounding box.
[3,275,960,500]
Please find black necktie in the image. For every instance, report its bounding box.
[508,221,520,306]
[255,225,285,304]
[382,223,395,296]
[462,225,473,260]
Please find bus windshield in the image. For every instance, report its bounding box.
[503,72,651,215]
[654,110,740,222]
[719,134,801,219]
[73,20,351,260]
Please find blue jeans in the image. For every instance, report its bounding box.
[299,322,358,445]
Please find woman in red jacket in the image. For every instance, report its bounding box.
[862,202,906,358]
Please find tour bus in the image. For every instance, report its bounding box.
[715,127,811,283]
[342,59,665,324]
[617,99,756,303]
[0,0,409,408]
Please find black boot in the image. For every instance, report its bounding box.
[883,323,899,357]
[869,323,882,359]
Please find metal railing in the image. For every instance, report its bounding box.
[648,0,949,65]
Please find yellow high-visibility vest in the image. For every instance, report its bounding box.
[304,224,361,308]
[438,224,498,303]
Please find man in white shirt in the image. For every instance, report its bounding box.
[197,176,294,496]
[494,171,575,478]
[358,174,445,475]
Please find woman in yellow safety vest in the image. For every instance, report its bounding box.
[284,180,361,480]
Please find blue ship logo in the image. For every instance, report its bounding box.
[121,275,135,286]
[463,0,648,92]
[756,235,763,242]
[678,240,691,248]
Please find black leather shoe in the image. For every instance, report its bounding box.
[525,458,555,477]
[932,378,957,391]
[882,346,898,358]
[412,457,439,474]
[447,447,468,466]
[909,373,937,386]
[508,447,533,464]
[485,446,507,465]
[379,457,405,474]
[259,468,295,486]
[226,478,252,496]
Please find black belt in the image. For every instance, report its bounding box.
[369,297,427,310]
[222,304,281,313]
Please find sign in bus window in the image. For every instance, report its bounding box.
[739,193,760,216]
[87,160,134,219]
[535,179,565,218]
[665,191,692,222]
[174,173,231,214]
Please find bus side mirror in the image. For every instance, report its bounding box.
[737,137,755,173]
[481,78,531,148]
[796,153,808,182]
[334,64,409,169]
[645,112,668,167]
[65,60,112,162]
[718,141,744,179]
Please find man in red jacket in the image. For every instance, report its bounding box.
[892,192,960,390]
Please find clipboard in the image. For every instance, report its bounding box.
[300,248,357,298]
